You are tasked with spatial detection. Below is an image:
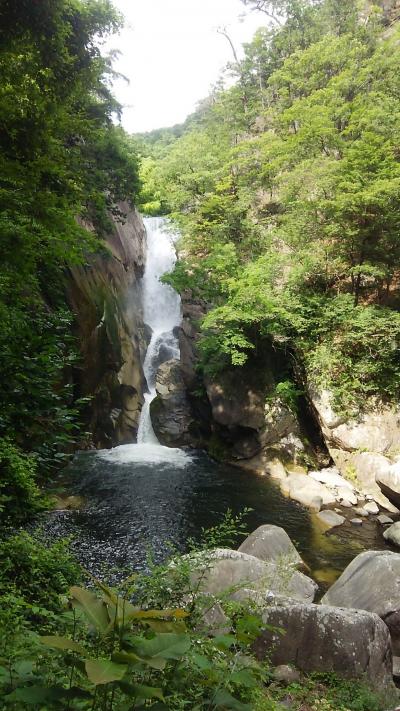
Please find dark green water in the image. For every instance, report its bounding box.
[45,443,390,591]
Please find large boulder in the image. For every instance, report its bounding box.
[284,473,336,510]
[253,601,393,692]
[238,525,303,568]
[309,386,400,511]
[383,522,400,548]
[192,548,317,603]
[310,387,400,454]
[321,550,400,654]
[377,461,400,509]
[150,359,194,447]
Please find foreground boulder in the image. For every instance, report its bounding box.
[238,525,303,568]
[192,548,317,603]
[253,601,393,692]
[321,550,400,653]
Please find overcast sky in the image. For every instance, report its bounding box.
[105,0,266,134]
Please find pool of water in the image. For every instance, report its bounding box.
[44,445,390,592]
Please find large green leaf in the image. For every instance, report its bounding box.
[119,680,164,701]
[85,659,128,685]
[70,586,110,633]
[213,689,253,710]
[40,635,86,655]
[132,633,191,662]
[113,650,166,671]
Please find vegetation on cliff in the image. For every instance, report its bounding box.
[139,0,400,414]
[0,0,140,526]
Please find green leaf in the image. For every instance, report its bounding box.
[132,633,191,662]
[6,687,52,704]
[230,669,259,688]
[212,634,237,650]
[85,659,128,685]
[213,689,253,710]
[40,635,86,655]
[113,650,166,671]
[119,681,164,701]
[70,586,110,633]
[192,653,214,671]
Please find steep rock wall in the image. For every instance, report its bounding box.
[66,203,147,448]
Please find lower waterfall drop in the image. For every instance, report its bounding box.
[137,216,181,444]
[98,216,191,466]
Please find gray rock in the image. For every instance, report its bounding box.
[309,468,353,490]
[273,664,301,684]
[377,462,400,509]
[353,507,369,518]
[321,550,400,654]
[285,473,336,510]
[350,518,363,526]
[383,522,400,548]
[238,525,303,568]
[317,510,345,529]
[337,487,358,505]
[392,655,400,679]
[378,514,394,525]
[266,459,288,482]
[197,602,230,636]
[253,601,393,691]
[192,548,318,603]
[364,501,380,515]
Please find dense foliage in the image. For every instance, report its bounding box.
[0,0,140,525]
[139,0,400,413]
[0,523,388,711]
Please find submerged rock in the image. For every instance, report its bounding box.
[316,510,345,529]
[378,514,394,525]
[253,601,393,692]
[238,525,303,568]
[321,550,400,654]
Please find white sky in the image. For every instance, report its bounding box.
[105,0,266,133]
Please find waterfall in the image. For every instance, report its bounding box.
[137,216,181,444]
[97,216,191,466]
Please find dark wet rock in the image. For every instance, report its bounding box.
[67,204,147,447]
[253,601,393,692]
[151,359,195,447]
[321,550,400,654]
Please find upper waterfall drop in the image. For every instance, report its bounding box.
[137,217,181,444]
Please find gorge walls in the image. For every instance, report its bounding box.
[66,203,148,449]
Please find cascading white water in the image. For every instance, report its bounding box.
[98,216,192,466]
[137,216,181,444]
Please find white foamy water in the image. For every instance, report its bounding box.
[97,442,191,467]
[137,217,182,445]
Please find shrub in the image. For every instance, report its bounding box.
[0,440,45,526]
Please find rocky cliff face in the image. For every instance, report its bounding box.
[152,290,326,465]
[66,204,147,448]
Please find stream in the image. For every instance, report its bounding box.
[45,217,389,592]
